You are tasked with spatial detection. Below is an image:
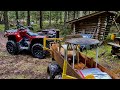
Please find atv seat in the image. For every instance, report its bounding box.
[27,31,38,36]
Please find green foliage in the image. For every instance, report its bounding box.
[32,24,40,32]
[0,24,5,31]
[8,11,16,20]
[18,11,27,19]
[60,28,72,37]
[105,33,113,42]
[116,33,120,37]
[82,44,112,61]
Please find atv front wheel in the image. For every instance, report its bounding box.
[6,40,18,55]
[31,43,45,59]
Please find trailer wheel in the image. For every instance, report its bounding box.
[47,61,62,79]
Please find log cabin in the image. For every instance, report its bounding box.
[66,11,117,41]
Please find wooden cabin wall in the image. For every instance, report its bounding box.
[96,16,106,40]
[71,14,114,40]
[96,15,114,40]
[73,20,99,39]
[75,22,98,34]
[71,15,114,40]
[104,15,114,39]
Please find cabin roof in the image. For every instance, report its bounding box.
[66,11,116,24]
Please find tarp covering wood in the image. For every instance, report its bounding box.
[65,38,100,46]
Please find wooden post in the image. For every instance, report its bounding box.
[96,16,101,40]
[72,44,75,69]
[96,46,98,67]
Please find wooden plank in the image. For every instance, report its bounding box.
[79,25,97,27]
[51,44,82,79]
[115,37,120,39]
[108,42,120,48]
[79,52,119,79]
[51,44,119,79]
[65,34,82,39]
[74,63,87,69]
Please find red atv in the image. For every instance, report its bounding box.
[4,26,50,59]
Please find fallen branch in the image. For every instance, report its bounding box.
[98,51,107,57]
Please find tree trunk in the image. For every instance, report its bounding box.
[49,11,51,26]
[88,11,90,14]
[59,11,62,24]
[0,11,4,23]
[15,11,19,25]
[64,11,67,28]
[68,11,70,21]
[39,11,42,29]
[27,11,30,26]
[76,11,79,18]
[79,11,83,17]
[56,11,59,24]
[3,11,9,31]
[73,11,76,19]
[83,11,87,16]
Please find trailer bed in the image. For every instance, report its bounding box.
[50,44,119,79]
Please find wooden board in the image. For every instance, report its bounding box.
[51,44,82,79]
[74,63,88,70]
[78,52,119,79]
[108,42,120,48]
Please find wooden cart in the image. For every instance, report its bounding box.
[50,38,119,79]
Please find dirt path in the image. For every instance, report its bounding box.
[0,32,52,79]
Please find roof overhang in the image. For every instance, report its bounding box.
[66,11,116,24]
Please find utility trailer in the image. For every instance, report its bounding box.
[47,38,119,79]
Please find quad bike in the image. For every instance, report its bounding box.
[4,25,59,59]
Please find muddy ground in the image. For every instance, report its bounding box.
[0,31,120,79]
[0,32,52,79]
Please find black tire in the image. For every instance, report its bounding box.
[31,43,44,59]
[6,40,18,55]
[47,61,62,79]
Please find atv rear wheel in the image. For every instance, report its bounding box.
[6,40,18,55]
[31,43,44,59]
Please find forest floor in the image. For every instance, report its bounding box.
[0,31,120,79]
[0,32,52,79]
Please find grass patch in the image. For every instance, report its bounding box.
[82,44,120,63]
